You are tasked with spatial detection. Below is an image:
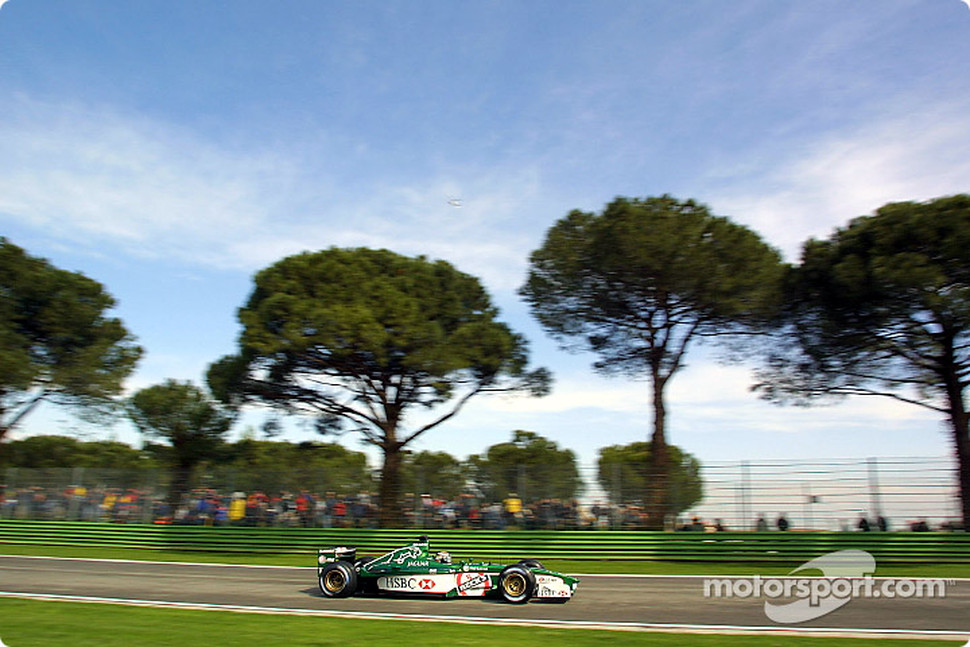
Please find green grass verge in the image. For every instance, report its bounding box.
[2,543,969,578]
[0,599,963,647]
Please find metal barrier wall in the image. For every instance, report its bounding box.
[1,521,968,564]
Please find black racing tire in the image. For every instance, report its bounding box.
[517,559,545,570]
[319,560,358,598]
[499,564,536,604]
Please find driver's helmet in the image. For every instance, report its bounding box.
[435,551,452,564]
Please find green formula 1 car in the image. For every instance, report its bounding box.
[317,536,578,603]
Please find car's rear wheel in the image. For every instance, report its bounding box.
[319,560,358,598]
[518,559,545,570]
[499,564,536,603]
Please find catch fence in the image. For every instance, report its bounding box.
[676,456,961,532]
[1,456,961,531]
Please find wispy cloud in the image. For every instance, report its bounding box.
[706,100,970,261]
[1,99,286,250]
[0,97,545,290]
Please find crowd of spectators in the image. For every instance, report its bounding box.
[1,485,155,523]
[2,483,962,531]
[1,483,656,529]
[408,493,590,530]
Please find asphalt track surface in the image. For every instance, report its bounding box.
[1,556,968,640]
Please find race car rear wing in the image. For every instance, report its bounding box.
[317,546,357,565]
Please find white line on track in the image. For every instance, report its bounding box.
[0,590,966,641]
[4,554,970,581]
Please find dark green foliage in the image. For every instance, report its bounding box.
[757,195,970,405]
[0,435,372,499]
[216,248,550,419]
[0,435,150,470]
[398,450,467,501]
[597,441,703,516]
[214,438,373,495]
[521,196,784,378]
[0,238,142,444]
[466,430,581,503]
[129,381,234,459]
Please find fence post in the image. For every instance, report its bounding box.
[68,467,84,520]
[868,457,883,520]
[802,483,813,531]
[611,462,620,530]
[740,460,750,530]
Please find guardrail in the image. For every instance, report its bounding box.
[1,521,967,563]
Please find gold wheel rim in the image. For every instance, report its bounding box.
[324,569,346,593]
[504,573,526,597]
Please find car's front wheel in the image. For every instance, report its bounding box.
[319,560,358,598]
[499,564,536,603]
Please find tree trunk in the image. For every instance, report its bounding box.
[954,418,970,531]
[942,369,969,531]
[379,445,403,528]
[940,333,969,531]
[645,369,670,530]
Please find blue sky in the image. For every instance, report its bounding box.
[1,0,968,468]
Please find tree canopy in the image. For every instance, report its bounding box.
[597,441,703,518]
[208,247,550,525]
[214,438,372,496]
[128,380,235,511]
[400,450,466,501]
[521,195,783,527]
[466,430,581,503]
[0,238,142,445]
[755,194,970,528]
[0,435,149,470]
